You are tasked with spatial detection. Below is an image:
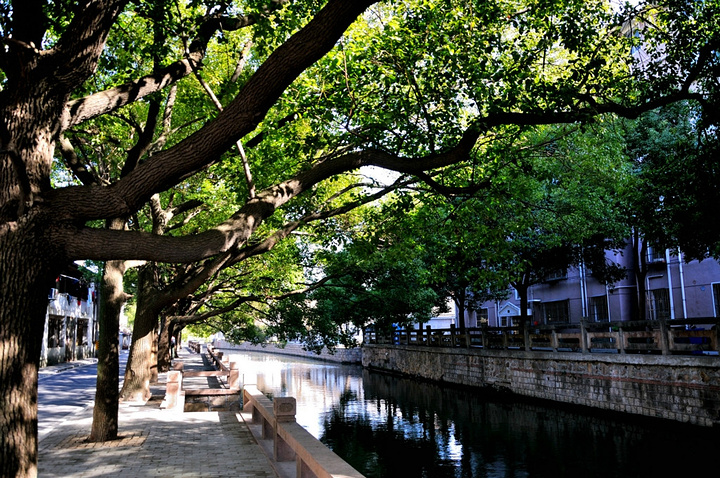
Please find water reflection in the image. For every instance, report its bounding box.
[225,349,718,478]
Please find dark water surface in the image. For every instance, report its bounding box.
[223,349,718,478]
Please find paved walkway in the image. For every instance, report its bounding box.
[38,347,279,478]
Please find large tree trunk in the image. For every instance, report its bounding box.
[0,67,75,478]
[157,315,174,373]
[120,265,160,402]
[89,257,127,442]
[0,221,65,477]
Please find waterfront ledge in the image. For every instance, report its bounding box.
[362,344,720,427]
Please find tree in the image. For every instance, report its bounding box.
[302,121,632,337]
[1,1,716,475]
[492,122,632,325]
[368,192,513,334]
[0,2,380,474]
[620,100,720,320]
[265,219,449,350]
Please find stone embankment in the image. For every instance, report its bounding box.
[363,344,720,427]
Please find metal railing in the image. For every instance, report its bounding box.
[364,318,720,356]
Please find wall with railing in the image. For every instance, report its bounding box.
[363,320,720,428]
[365,317,720,356]
[162,345,242,412]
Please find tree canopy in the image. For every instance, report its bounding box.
[1,0,719,476]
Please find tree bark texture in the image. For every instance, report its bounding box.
[0,223,58,477]
[0,63,89,478]
[120,265,160,402]
[89,257,126,442]
[157,315,174,373]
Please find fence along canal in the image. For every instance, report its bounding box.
[364,317,720,355]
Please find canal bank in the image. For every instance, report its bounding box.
[212,339,363,364]
[215,339,720,428]
[362,344,720,428]
[223,348,720,478]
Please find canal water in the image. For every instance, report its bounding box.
[223,349,718,478]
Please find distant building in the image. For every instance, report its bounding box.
[41,264,98,366]
[431,244,720,329]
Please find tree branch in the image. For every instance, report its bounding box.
[48,0,380,222]
[56,135,100,186]
[62,12,256,128]
[50,0,130,90]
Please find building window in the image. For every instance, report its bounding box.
[589,296,609,322]
[500,316,513,327]
[714,283,720,317]
[544,300,569,323]
[48,315,63,348]
[646,245,666,264]
[545,269,567,282]
[478,308,489,324]
[77,319,89,346]
[649,288,670,321]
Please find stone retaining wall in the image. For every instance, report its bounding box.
[212,340,363,365]
[362,344,720,427]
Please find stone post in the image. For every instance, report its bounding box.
[274,397,296,422]
[658,318,670,355]
[580,319,589,354]
[274,397,297,462]
[229,362,241,390]
[165,370,184,411]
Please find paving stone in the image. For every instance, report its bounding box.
[38,349,279,478]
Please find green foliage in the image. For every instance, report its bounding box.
[489,120,632,286]
[186,322,215,340]
[77,260,103,283]
[625,101,720,260]
[43,0,720,348]
[292,116,633,338]
[123,301,137,329]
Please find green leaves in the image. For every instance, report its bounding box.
[625,101,720,260]
[45,0,720,347]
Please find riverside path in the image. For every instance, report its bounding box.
[37,347,279,478]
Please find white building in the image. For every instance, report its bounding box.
[41,268,97,366]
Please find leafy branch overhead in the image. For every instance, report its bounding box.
[1,1,720,475]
